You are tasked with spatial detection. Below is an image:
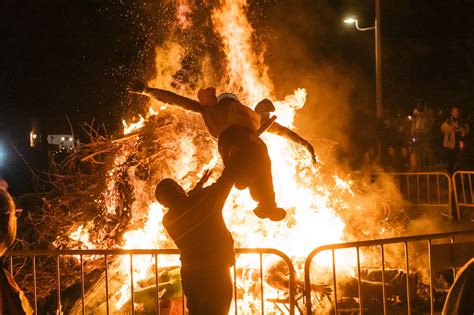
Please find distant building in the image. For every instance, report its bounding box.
[30,129,79,153]
[46,134,77,151]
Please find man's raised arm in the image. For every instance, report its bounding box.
[127,80,202,113]
[268,123,317,163]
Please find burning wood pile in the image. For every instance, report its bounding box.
[12,111,213,310]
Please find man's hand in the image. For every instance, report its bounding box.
[188,169,214,196]
[126,80,147,95]
[199,169,213,186]
[307,147,318,165]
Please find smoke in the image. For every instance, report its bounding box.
[248,1,414,244]
[257,0,373,154]
[149,42,185,90]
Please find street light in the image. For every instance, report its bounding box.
[343,17,375,31]
[343,18,356,24]
[344,0,383,119]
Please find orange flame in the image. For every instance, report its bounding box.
[70,0,361,312]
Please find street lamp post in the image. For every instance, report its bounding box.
[344,0,383,119]
[375,0,382,119]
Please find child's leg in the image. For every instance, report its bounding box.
[218,125,286,221]
[247,143,276,207]
[246,142,286,221]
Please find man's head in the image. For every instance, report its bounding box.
[0,188,17,256]
[255,99,275,120]
[197,87,217,106]
[451,106,460,119]
[155,178,187,209]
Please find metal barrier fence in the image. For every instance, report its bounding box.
[7,248,296,315]
[352,171,453,217]
[303,229,474,315]
[453,171,474,220]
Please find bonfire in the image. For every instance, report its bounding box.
[11,0,410,313]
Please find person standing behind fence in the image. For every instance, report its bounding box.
[155,165,240,315]
[441,106,470,173]
[411,100,435,168]
[382,145,397,171]
[0,180,33,314]
[396,145,417,172]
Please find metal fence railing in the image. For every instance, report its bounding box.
[304,229,474,315]
[352,172,453,217]
[453,171,474,220]
[6,248,296,315]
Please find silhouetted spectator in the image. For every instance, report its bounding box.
[382,145,397,171]
[362,144,381,170]
[411,100,435,168]
[441,106,470,173]
[396,145,417,172]
[442,258,474,315]
[378,118,397,162]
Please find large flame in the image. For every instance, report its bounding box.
[69,0,366,313]
[211,0,346,259]
[211,0,274,105]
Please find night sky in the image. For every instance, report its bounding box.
[1,0,473,194]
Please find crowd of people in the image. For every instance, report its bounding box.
[374,101,472,174]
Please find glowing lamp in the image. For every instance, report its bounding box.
[344,18,356,24]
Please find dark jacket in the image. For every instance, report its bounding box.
[442,258,474,315]
[0,266,33,314]
[163,169,236,270]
